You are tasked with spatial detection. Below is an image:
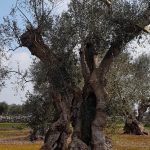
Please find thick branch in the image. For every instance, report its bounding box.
[99,25,149,78]
[20,28,49,62]
[98,3,150,77]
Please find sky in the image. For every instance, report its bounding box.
[0,0,34,104]
[0,0,70,104]
[0,0,149,105]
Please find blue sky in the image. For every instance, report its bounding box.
[0,0,31,105]
[0,1,15,22]
[0,0,70,104]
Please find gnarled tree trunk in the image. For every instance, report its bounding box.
[123,100,150,135]
[20,4,150,148]
[123,114,148,135]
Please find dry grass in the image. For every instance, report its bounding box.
[0,123,43,150]
[0,129,29,138]
[0,123,29,139]
[106,124,150,150]
[112,134,150,150]
[1,123,150,150]
[0,144,42,150]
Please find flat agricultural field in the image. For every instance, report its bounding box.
[0,123,43,150]
[112,134,150,150]
[0,122,150,150]
[110,124,150,150]
[0,144,41,150]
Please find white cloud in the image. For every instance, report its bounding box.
[0,48,34,104]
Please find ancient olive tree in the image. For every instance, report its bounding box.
[107,53,150,135]
[134,54,150,122]
[0,0,150,149]
[122,54,150,135]
[106,52,134,117]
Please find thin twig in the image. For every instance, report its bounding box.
[7,46,21,52]
[17,6,32,25]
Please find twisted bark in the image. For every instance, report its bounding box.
[19,4,150,148]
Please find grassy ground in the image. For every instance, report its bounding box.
[109,123,150,150]
[0,123,27,130]
[112,134,150,150]
[0,122,150,149]
[0,123,29,139]
[0,123,43,150]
